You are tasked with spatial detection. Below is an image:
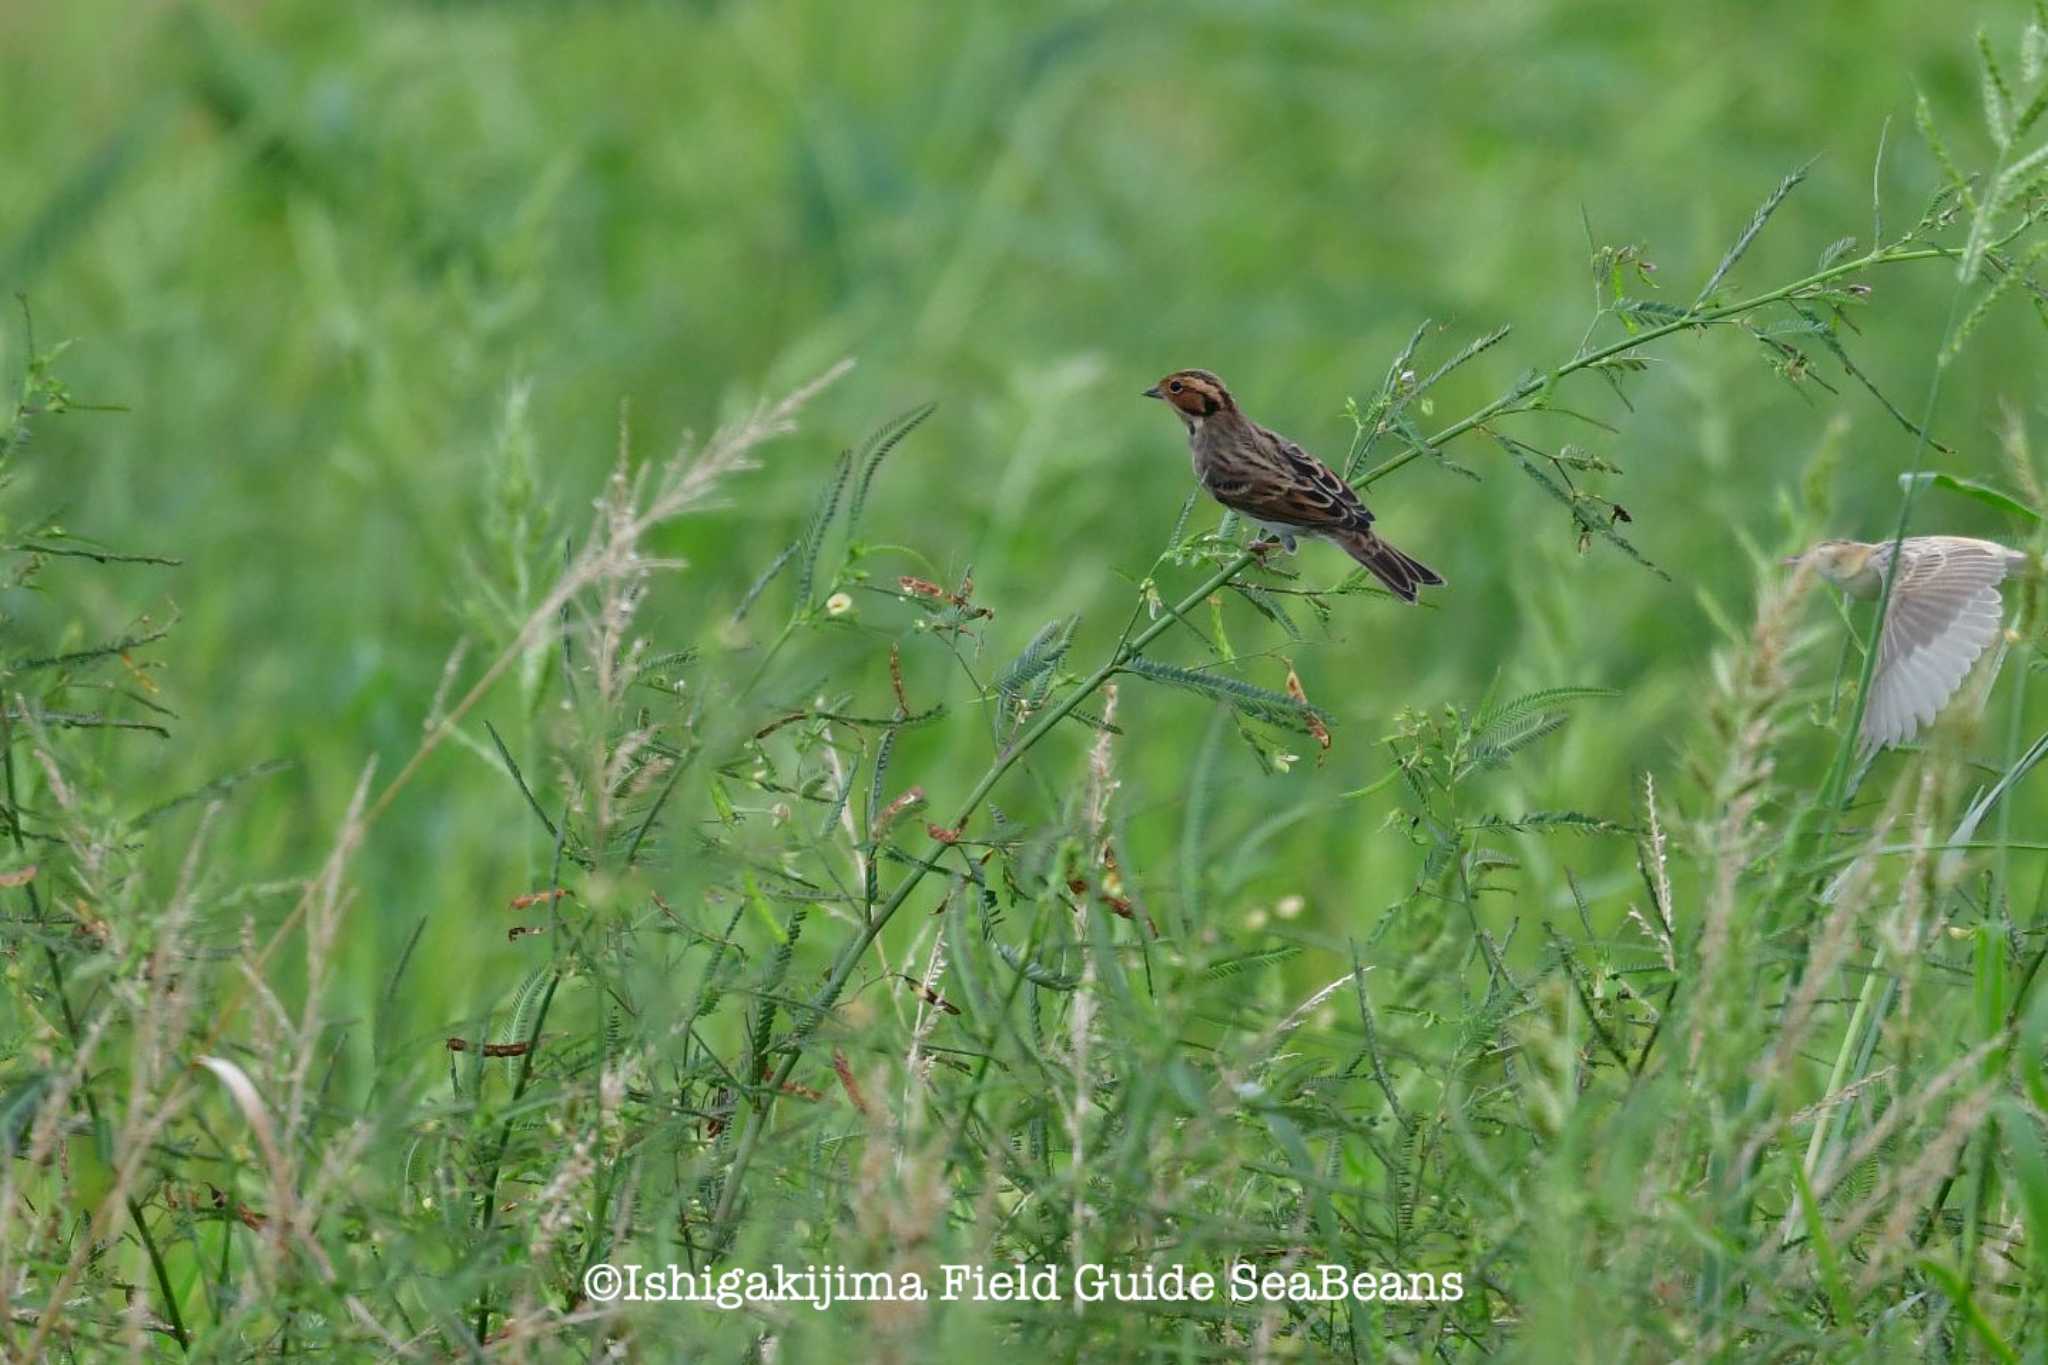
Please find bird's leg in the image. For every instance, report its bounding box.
[1246,528,1297,566]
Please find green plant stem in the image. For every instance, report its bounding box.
[704,236,1965,1253]
[469,969,562,1346]
[471,802,571,1345]
[1356,244,1951,491]
[1803,951,1885,1175]
[125,1199,188,1354]
[4,703,190,1353]
[1794,228,1982,1187]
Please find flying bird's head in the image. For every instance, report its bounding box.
[1143,369,1234,431]
[1787,539,1882,594]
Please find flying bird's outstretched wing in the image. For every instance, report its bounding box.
[1863,537,2022,750]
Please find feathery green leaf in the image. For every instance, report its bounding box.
[847,400,937,535]
[994,617,1075,741]
[1898,470,2041,522]
[1196,944,1303,981]
[1695,161,1811,307]
[1121,656,1330,734]
[732,540,799,624]
[1981,30,2017,149]
[794,451,853,609]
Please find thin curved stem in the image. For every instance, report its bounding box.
[1357,244,1948,490]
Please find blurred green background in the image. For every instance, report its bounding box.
[4,1,2037,1066]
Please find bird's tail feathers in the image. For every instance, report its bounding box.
[1331,529,1443,603]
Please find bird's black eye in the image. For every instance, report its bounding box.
[1169,380,1183,393]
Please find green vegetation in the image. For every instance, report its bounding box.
[7,1,2048,1358]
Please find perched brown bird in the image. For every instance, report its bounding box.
[1144,369,1443,602]
[1788,535,2028,751]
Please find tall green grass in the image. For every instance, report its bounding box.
[6,4,2048,1361]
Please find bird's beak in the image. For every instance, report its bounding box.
[1141,385,1162,400]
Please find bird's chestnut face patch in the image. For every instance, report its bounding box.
[1161,373,1221,417]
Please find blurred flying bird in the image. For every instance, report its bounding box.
[1144,369,1443,602]
[1788,535,2028,751]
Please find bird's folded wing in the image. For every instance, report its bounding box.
[1863,540,2014,749]
[1212,426,1373,532]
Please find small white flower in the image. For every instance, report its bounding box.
[825,592,854,617]
[1275,894,1305,920]
[1272,752,1299,773]
[1245,907,1269,931]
